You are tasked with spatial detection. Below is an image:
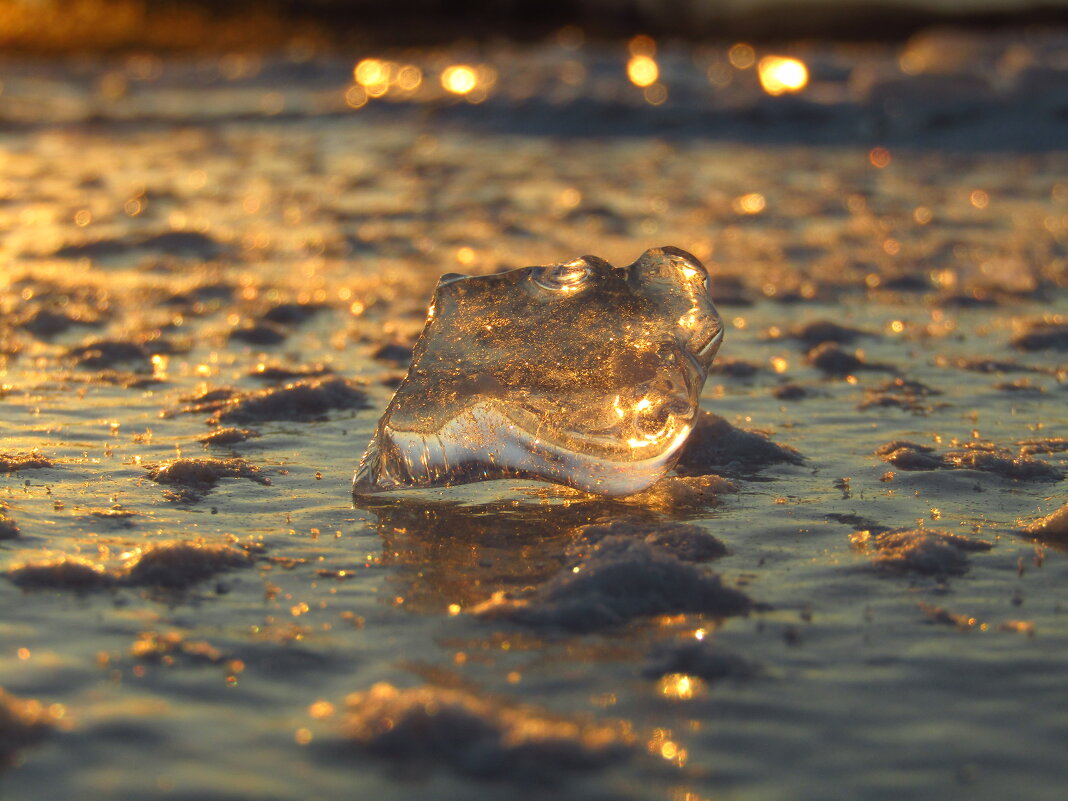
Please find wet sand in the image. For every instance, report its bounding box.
[1,29,1067,801]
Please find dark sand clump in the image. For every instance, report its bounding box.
[875,441,945,470]
[0,688,57,766]
[52,230,221,260]
[7,540,257,591]
[261,302,329,326]
[129,630,229,665]
[826,512,891,535]
[65,339,151,370]
[84,508,138,528]
[340,682,633,779]
[1011,320,1068,351]
[709,357,763,378]
[995,377,1045,394]
[0,508,18,540]
[1018,438,1068,456]
[643,639,760,681]
[228,320,289,346]
[474,537,752,632]
[247,364,331,383]
[0,452,54,473]
[7,556,112,590]
[146,457,270,501]
[199,427,261,446]
[16,307,100,339]
[788,320,869,345]
[122,541,257,588]
[371,343,414,366]
[876,441,1063,480]
[944,447,1063,481]
[849,528,993,576]
[917,603,1035,635]
[169,386,238,417]
[139,230,223,257]
[675,411,803,477]
[772,382,807,401]
[917,601,980,629]
[211,377,368,424]
[572,519,727,562]
[859,378,942,414]
[1019,503,1068,546]
[805,342,892,376]
[938,356,1040,374]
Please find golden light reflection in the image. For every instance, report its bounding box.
[757,56,809,96]
[396,65,422,92]
[354,58,389,88]
[441,65,478,95]
[627,55,659,88]
[657,672,707,701]
[308,700,335,719]
[869,147,892,168]
[345,85,367,109]
[732,192,766,214]
[648,728,688,767]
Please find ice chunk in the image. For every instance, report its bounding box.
[353,247,723,496]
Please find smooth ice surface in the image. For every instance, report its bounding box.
[353,247,723,496]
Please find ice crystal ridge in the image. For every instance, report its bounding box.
[353,247,723,496]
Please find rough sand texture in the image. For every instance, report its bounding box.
[8,541,257,590]
[1021,503,1068,546]
[0,690,56,765]
[475,537,752,631]
[572,518,728,562]
[675,411,803,476]
[146,457,271,501]
[0,510,18,540]
[341,682,633,778]
[212,378,368,424]
[850,528,993,577]
[0,453,53,473]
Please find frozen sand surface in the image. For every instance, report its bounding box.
[1,29,1067,801]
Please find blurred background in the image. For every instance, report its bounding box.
[2,0,1068,51]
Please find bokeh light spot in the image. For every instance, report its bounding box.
[441,65,478,95]
[757,56,809,95]
[729,43,756,69]
[628,55,659,88]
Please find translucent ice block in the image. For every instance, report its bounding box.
[353,246,724,497]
